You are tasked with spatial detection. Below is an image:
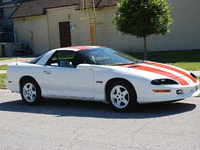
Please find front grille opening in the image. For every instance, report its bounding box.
[176,89,183,95]
[190,73,197,80]
[128,66,140,68]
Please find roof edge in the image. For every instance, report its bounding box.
[11,14,46,19]
[10,1,117,19]
[10,4,79,19]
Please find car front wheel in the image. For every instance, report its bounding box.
[107,81,137,112]
[21,79,42,106]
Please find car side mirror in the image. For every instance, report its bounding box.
[76,64,91,70]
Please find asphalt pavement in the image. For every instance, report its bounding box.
[0,58,200,149]
[0,89,200,150]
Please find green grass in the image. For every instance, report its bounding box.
[0,65,7,70]
[0,57,13,61]
[0,73,7,89]
[129,49,200,71]
[167,62,200,71]
[197,77,200,97]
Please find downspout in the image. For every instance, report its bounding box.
[13,23,17,43]
[46,9,51,51]
[0,3,3,43]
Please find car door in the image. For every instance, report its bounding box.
[43,51,94,100]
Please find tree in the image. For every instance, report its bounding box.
[112,0,173,60]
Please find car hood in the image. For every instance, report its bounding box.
[115,61,197,86]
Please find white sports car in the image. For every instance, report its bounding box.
[4,46,200,111]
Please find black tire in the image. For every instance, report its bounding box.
[20,79,43,106]
[107,80,137,112]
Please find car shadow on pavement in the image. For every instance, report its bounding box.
[0,99,196,119]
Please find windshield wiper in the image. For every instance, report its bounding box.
[110,62,136,66]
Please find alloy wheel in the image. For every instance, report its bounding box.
[110,85,130,109]
[23,83,37,102]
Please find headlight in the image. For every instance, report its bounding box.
[151,79,179,85]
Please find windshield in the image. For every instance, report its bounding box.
[28,54,44,64]
[78,48,142,65]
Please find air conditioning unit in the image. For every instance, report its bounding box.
[14,43,25,51]
[0,43,14,57]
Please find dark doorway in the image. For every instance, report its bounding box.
[59,22,72,47]
[1,45,6,57]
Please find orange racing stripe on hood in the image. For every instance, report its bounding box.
[119,64,189,86]
[145,62,197,83]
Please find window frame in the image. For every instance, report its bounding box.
[45,50,88,68]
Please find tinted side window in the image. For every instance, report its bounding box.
[46,51,86,68]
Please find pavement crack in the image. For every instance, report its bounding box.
[132,123,146,134]
[0,130,14,134]
[68,130,83,150]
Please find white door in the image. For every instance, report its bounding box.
[43,51,94,99]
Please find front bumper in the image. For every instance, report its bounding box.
[137,81,200,104]
[4,77,20,93]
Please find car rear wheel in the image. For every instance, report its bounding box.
[21,79,42,106]
[107,81,137,112]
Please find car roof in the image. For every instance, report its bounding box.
[55,46,103,51]
[37,46,104,65]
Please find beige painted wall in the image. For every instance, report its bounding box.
[14,15,49,55]
[73,0,200,53]
[155,0,200,51]
[47,6,145,52]
[91,0,200,53]
[95,6,144,52]
[46,6,82,50]
[14,0,200,55]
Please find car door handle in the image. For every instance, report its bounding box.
[44,70,51,74]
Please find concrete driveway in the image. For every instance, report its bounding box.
[0,89,200,150]
[0,57,34,66]
[0,57,34,74]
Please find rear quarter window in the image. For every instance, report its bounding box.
[28,55,44,64]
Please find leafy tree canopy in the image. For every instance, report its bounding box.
[112,0,173,38]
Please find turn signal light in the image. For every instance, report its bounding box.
[153,89,171,93]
